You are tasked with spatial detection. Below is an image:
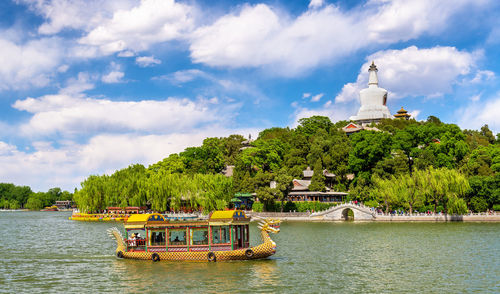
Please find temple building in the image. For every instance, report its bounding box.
[394,107,411,120]
[287,167,347,202]
[342,122,380,135]
[349,62,393,125]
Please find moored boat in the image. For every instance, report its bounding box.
[69,212,128,221]
[69,207,147,221]
[107,210,281,262]
[41,205,58,211]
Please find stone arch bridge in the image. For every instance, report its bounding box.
[310,203,376,221]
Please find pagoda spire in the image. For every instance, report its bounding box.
[368,61,379,87]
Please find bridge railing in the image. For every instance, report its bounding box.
[310,202,377,216]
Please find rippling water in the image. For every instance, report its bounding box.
[1,212,498,293]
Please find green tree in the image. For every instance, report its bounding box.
[469,196,488,212]
[348,130,392,176]
[392,130,416,175]
[447,195,468,214]
[371,175,397,213]
[309,158,326,192]
[394,172,424,214]
[296,116,333,137]
[275,168,293,212]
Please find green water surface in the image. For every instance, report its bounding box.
[0,211,498,293]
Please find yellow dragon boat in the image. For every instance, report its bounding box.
[107,210,281,262]
[69,212,128,221]
[69,206,146,222]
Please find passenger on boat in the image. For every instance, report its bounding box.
[156,233,164,243]
[129,233,137,247]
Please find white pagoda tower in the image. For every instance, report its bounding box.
[349,62,392,125]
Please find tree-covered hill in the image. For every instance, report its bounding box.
[61,116,500,213]
[0,185,72,210]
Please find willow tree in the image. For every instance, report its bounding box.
[424,167,470,214]
[141,173,233,213]
[394,172,424,214]
[372,175,397,213]
[74,175,108,212]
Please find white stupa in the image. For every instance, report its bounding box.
[349,62,392,125]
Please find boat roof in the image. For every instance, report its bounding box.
[124,211,249,229]
[210,210,247,220]
[125,213,166,229]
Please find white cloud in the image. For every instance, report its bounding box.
[311,93,324,102]
[60,72,96,94]
[190,4,363,75]
[20,0,137,35]
[470,94,481,102]
[102,71,125,83]
[135,56,162,67]
[154,69,267,104]
[156,69,209,84]
[302,93,311,98]
[364,0,489,43]
[0,126,259,191]
[335,46,479,103]
[0,36,64,90]
[291,101,358,127]
[456,95,500,134]
[79,0,195,55]
[13,91,239,137]
[101,62,125,83]
[57,64,69,73]
[0,141,17,156]
[409,110,421,120]
[308,0,324,9]
[468,70,495,84]
[189,0,490,75]
[117,50,136,57]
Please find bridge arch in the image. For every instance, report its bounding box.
[341,208,354,221]
[310,203,375,221]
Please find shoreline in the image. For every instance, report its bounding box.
[248,212,500,222]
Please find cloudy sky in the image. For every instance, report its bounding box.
[0,0,499,191]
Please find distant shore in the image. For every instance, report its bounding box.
[248,212,500,222]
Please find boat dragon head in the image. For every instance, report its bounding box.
[107,227,127,252]
[257,218,281,234]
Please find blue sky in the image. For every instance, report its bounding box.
[0,0,499,191]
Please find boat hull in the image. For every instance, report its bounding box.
[69,214,127,221]
[117,242,276,262]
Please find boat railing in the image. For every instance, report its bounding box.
[125,238,146,250]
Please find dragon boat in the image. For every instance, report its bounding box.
[107,210,281,262]
[69,207,147,221]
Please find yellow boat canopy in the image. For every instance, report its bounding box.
[124,211,249,228]
[209,210,249,225]
[125,213,166,229]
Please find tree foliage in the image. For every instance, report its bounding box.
[67,115,499,213]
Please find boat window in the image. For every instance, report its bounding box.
[244,225,248,243]
[212,226,230,244]
[149,230,166,246]
[190,228,208,245]
[168,229,186,246]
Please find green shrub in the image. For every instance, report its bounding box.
[292,201,337,212]
[252,201,338,212]
[493,204,500,211]
[251,202,263,212]
[364,199,379,208]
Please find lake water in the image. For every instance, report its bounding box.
[0,211,498,293]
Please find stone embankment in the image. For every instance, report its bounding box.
[248,208,500,222]
[246,211,311,221]
[374,212,500,222]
